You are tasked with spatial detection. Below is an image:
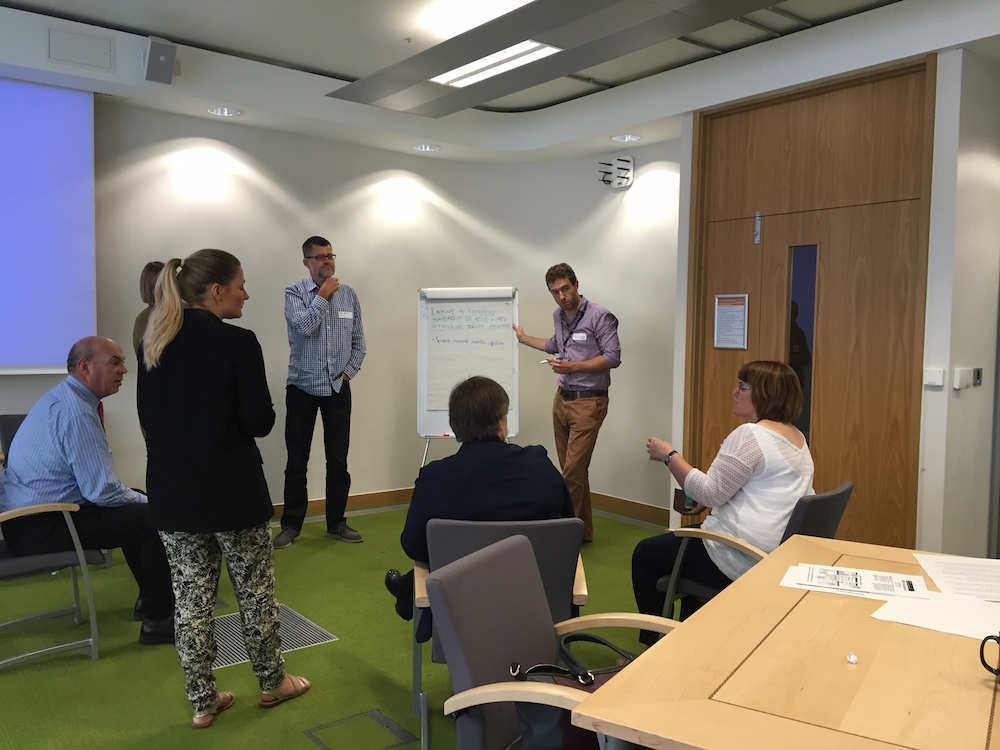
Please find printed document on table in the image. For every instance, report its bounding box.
[913,553,1000,601]
[872,591,1000,640]
[780,564,930,600]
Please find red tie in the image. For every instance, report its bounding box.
[97,401,105,432]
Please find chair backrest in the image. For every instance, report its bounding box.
[427,535,559,750]
[426,517,583,624]
[0,414,27,468]
[780,481,854,543]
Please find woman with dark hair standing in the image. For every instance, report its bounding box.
[632,361,814,640]
[138,249,309,728]
[132,261,164,358]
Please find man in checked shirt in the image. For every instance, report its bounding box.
[513,262,621,544]
[274,236,367,550]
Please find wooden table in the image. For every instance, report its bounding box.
[572,535,1000,749]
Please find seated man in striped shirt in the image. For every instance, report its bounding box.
[0,336,174,645]
[275,236,367,549]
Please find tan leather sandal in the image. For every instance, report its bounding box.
[259,674,310,708]
[191,690,234,729]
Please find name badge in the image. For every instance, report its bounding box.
[338,311,354,319]
[572,332,587,341]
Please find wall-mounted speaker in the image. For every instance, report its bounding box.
[598,156,634,190]
[143,37,176,84]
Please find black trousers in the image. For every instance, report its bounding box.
[282,383,352,533]
[631,527,734,644]
[1,503,174,620]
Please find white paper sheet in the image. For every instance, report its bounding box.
[872,591,1000,640]
[779,563,930,600]
[913,553,1000,601]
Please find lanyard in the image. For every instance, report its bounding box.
[559,300,588,355]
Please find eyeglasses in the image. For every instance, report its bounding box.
[736,381,752,392]
[307,253,336,262]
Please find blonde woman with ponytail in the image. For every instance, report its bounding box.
[138,249,310,729]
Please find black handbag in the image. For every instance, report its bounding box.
[510,632,635,750]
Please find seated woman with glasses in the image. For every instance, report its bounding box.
[631,360,814,642]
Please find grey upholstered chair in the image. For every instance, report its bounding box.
[0,503,104,669]
[657,481,855,618]
[0,413,27,468]
[411,517,586,750]
[427,535,674,750]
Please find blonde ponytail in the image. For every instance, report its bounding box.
[142,258,184,369]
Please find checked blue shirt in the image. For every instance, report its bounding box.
[284,277,366,396]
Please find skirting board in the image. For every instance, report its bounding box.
[272,489,671,526]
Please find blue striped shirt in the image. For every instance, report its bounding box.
[0,376,146,512]
[285,278,366,396]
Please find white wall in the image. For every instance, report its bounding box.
[919,48,1000,555]
[943,50,1000,554]
[60,101,678,508]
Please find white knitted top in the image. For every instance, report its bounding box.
[683,422,814,581]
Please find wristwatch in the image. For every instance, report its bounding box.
[663,450,678,466]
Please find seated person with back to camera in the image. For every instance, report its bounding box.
[0,336,174,645]
[385,375,574,630]
[632,360,814,644]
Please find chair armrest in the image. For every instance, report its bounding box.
[671,526,766,561]
[444,681,587,716]
[552,612,676,636]
[413,561,430,609]
[0,503,81,524]
[573,554,588,606]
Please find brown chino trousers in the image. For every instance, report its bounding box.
[552,390,609,543]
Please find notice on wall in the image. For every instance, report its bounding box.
[714,294,748,350]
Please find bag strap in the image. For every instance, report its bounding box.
[558,632,635,667]
[510,659,595,686]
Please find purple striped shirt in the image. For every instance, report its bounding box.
[543,297,621,390]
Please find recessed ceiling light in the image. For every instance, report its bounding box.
[412,144,441,152]
[611,134,640,143]
[207,106,243,117]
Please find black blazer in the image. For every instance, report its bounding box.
[138,308,275,532]
[400,437,574,563]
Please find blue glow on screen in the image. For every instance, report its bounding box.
[0,79,95,372]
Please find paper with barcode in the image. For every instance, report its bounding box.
[779,564,930,600]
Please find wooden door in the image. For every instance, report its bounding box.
[687,62,934,548]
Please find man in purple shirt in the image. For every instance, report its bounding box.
[513,263,621,543]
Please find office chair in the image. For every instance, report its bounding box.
[411,517,587,750]
[0,503,105,669]
[657,481,854,618]
[427,535,674,750]
[0,413,27,468]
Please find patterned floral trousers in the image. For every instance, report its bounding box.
[159,523,285,712]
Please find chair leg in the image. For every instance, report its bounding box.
[661,537,690,622]
[419,689,429,750]
[70,566,83,625]
[413,609,429,750]
[64,511,99,661]
[412,610,423,716]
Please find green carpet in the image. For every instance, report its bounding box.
[0,508,660,749]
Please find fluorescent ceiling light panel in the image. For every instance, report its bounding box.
[430,40,562,88]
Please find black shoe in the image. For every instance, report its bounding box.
[133,597,149,622]
[139,615,175,645]
[384,568,401,597]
